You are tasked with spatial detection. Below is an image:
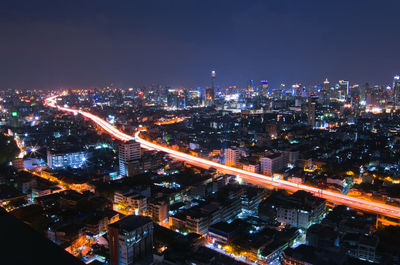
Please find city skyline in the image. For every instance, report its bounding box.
[1,0,400,88]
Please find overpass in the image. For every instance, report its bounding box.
[44,95,400,219]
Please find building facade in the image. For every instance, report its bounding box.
[108,215,153,265]
[118,140,141,177]
[224,147,240,167]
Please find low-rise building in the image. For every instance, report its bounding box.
[261,153,283,175]
[148,198,169,223]
[114,190,147,215]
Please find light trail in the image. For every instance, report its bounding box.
[44,95,400,219]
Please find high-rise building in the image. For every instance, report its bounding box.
[108,215,153,265]
[321,78,330,104]
[260,80,268,96]
[307,98,316,128]
[247,79,254,95]
[393,75,400,107]
[119,140,141,177]
[339,80,350,99]
[205,70,216,106]
[211,70,216,89]
[224,147,240,167]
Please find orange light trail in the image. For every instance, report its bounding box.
[44,95,400,219]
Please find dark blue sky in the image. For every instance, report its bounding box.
[1,0,400,89]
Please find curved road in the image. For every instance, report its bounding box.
[44,95,400,219]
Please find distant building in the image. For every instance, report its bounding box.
[339,80,350,98]
[118,140,141,177]
[205,70,216,106]
[224,147,240,167]
[261,153,283,175]
[265,123,279,138]
[393,75,400,107]
[307,98,316,128]
[108,215,153,265]
[260,80,269,96]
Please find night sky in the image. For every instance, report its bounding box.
[1,0,400,89]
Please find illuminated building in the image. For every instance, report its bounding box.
[393,75,400,106]
[205,70,216,106]
[108,215,153,265]
[260,80,269,96]
[114,190,147,215]
[118,140,141,177]
[276,191,326,229]
[321,78,330,104]
[242,162,259,173]
[307,98,316,128]
[9,111,21,128]
[261,153,283,175]
[339,80,350,98]
[47,150,86,169]
[148,198,169,223]
[186,212,210,235]
[224,147,240,167]
[167,89,186,108]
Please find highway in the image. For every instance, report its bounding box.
[44,95,400,219]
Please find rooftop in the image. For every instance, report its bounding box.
[109,215,152,232]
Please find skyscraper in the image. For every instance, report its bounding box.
[108,215,153,265]
[308,98,316,128]
[119,140,141,177]
[393,75,400,107]
[339,80,350,99]
[321,78,330,104]
[260,80,269,96]
[205,70,216,106]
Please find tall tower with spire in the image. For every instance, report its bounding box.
[205,70,216,106]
